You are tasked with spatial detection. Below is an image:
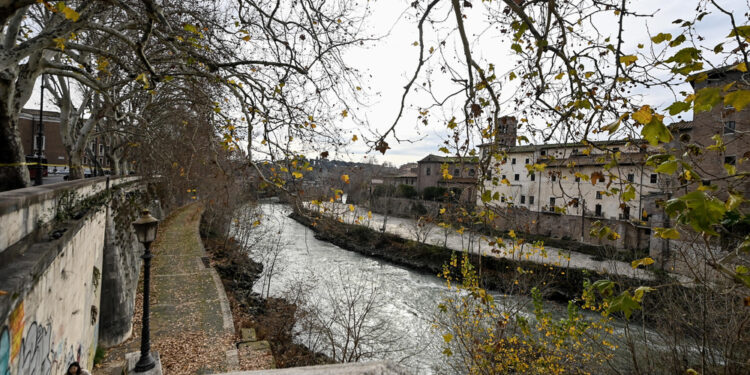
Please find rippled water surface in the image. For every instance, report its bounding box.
[244,202,579,373]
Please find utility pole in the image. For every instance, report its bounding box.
[34,74,45,186]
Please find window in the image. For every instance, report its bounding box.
[525,158,529,164]
[511,158,516,165]
[426,167,431,176]
[99,144,104,155]
[596,191,603,200]
[98,157,103,165]
[521,195,526,204]
[514,174,520,181]
[551,174,557,182]
[33,135,46,152]
[454,168,460,176]
[724,121,736,134]
[540,150,547,156]
[529,196,535,205]
[572,149,579,155]
[702,179,711,187]
[725,155,736,166]
[613,147,620,152]
[530,173,536,181]
[627,173,634,183]
[650,174,657,184]
[469,169,475,176]
[549,197,556,212]
[595,204,602,217]
[575,176,581,182]
[622,206,630,220]
[501,196,506,203]
[599,176,605,183]
[502,174,507,180]
[572,199,579,208]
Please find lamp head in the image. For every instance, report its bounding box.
[132,209,159,244]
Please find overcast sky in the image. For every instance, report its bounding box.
[24,0,746,167]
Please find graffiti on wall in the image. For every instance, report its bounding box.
[1,327,9,375]
[8,304,22,362]
[17,322,52,375]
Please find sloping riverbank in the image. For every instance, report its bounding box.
[289,209,657,302]
[203,223,332,369]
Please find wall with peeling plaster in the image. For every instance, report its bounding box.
[0,177,160,375]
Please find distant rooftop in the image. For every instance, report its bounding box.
[418,154,479,163]
[481,139,645,154]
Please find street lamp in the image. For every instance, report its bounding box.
[132,209,159,372]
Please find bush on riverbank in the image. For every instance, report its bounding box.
[203,232,331,369]
[290,209,653,303]
[291,208,750,374]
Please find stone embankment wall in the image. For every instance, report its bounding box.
[0,177,160,375]
[367,197,652,251]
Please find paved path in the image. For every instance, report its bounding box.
[308,202,691,283]
[96,203,236,374]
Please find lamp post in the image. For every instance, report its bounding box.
[34,73,45,186]
[132,209,159,372]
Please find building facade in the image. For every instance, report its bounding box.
[416,154,479,202]
[19,108,111,175]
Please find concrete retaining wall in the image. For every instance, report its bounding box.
[368,197,652,251]
[0,177,156,375]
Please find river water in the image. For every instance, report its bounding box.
[239,202,696,374]
[240,202,603,373]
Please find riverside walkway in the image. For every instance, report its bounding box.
[96,204,246,374]
[308,202,692,283]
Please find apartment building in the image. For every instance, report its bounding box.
[480,140,664,221]
[19,108,111,175]
[417,154,479,202]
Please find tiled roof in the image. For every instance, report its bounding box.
[479,139,645,154]
[418,154,479,163]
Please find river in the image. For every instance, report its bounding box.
[238,202,689,374]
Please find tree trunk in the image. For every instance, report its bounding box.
[110,154,121,175]
[0,77,31,191]
[68,150,84,180]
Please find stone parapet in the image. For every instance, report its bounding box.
[0,176,139,253]
[219,360,409,375]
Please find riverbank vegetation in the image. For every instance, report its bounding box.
[292,206,749,374]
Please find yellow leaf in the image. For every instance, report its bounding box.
[352,134,358,142]
[367,211,372,219]
[349,204,355,212]
[242,35,251,41]
[734,62,748,72]
[56,3,80,22]
[554,72,565,80]
[508,230,516,239]
[341,109,348,118]
[631,257,655,269]
[619,55,638,66]
[439,208,446,214]
[341,174,350,183]
[53,37,66,50]
[292,172,303,179]
[631,105,652,125]
[252,220,261,227]
[724,90,750,111]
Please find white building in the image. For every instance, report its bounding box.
[479,140,667,223]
